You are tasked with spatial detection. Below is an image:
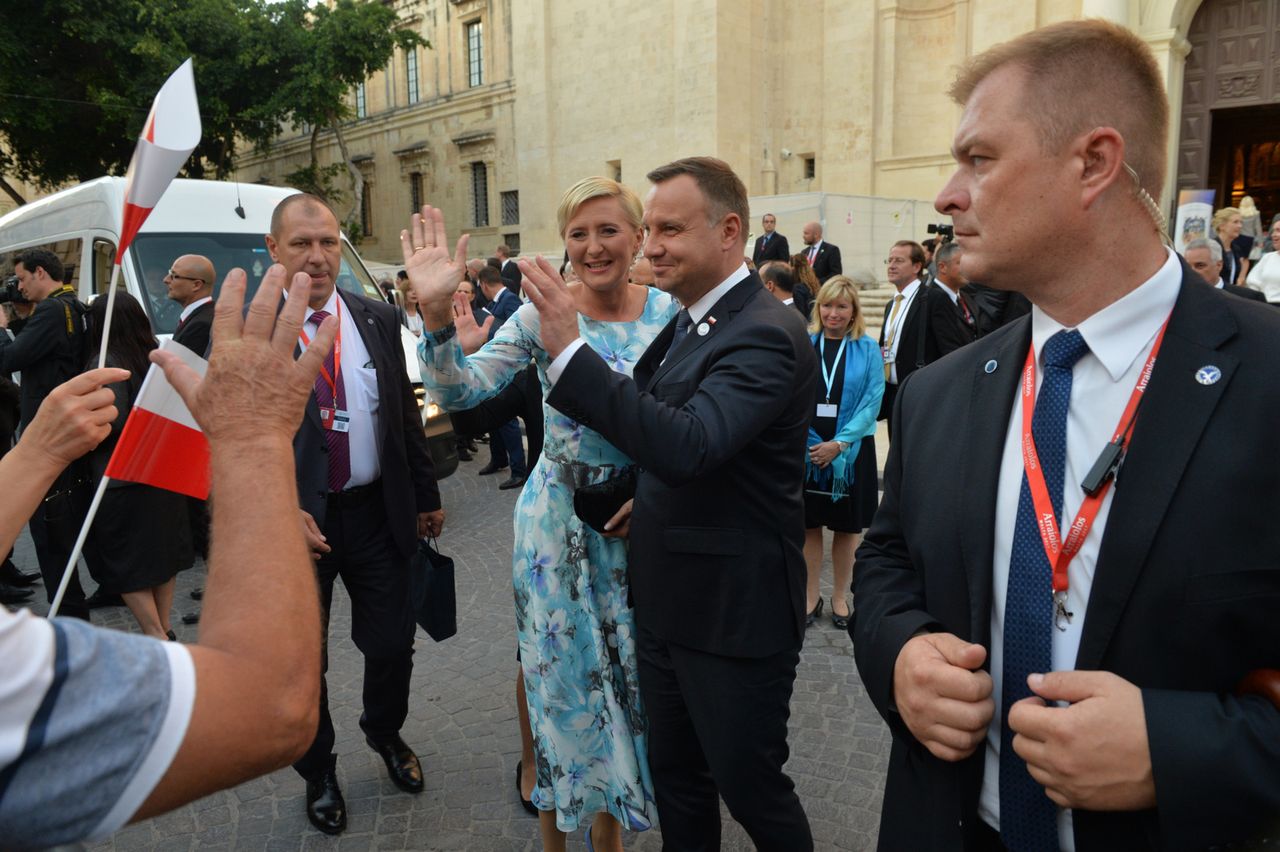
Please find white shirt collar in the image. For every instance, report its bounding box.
[897,279,922,300]
[1030,248,1181,382]
[686,263,749,323]
[807,240,823,254]
[178,296,212,323]
[303,288,341,325]
[934,278,960,302]
[783,297,794,305]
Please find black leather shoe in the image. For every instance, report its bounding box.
[181,611,200,625]
[498,475,527,491]
[516,760,538,816]
[305,767,347,835]
[457,447,473,462]
[189,587,204,601]
[477,461,508,476]
[366,734,424,793]
[0,560,40,587]
[0,582,33,605]
[85,588,123,609]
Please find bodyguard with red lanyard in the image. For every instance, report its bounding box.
[265,194,443,836]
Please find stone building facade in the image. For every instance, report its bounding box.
[230,0,1278,264]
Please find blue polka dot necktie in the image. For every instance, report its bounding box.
[1000,329,1089,852]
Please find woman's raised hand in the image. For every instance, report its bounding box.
[452,291,493,355]
[401,205,470,328]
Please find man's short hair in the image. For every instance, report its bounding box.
[478,266,503,286]
[948,19,1169,204]
[1185,237,1222,263]
[486,256,501,270]
[16,248,64,282]
[396,269,408,281]
[759,261,795,294]
[646,157,749,242]
[496,244,511,258]
[922,238,938,253]
[892,240,927,269]
[270,193,337,237]
[935,242,962,265]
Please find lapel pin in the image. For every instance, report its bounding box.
[984,359,998,374]
[367,317,374,325]
[696,322,710,336]
[707,316,716,326]
[1195,365,1221,385]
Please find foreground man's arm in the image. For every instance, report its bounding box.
[0,266,336,845]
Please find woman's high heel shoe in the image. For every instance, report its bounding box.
[805,597,824,628]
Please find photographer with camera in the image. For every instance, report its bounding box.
[0,248,93,620]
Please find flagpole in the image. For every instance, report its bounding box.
[95,261,124,370]
[48,475,111,619]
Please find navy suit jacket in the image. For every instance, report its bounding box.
[293,289,439,559]
[854,265,1280,850]
[753,232,790,266]
[548,273,819,658]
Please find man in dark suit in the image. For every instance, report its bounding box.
[518,157,818,850]
[877,240,972,422]
[474,266,527,490]
[167,253,216,570]
[264,194,444,836]
[1183,238,1267,303]
[752,212,790,266]
[167,254,215,355]
[801,221,842,283]
[853,20,1280,851]
[760,260,812,319]
[932,242,981,337]
[496,243,522,295]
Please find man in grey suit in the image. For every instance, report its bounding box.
[521,157,819,851]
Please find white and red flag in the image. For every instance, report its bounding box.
[117,58,202,258]
[104,339,210,500]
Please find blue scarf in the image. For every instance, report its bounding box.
[805,333,885,501]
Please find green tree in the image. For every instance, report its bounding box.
[258,0,425,232]
[0,0,424,217]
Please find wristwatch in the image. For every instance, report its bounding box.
[835,440,849,452]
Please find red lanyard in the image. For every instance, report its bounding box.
[299,301,343,400]
[1019,318,1169,595]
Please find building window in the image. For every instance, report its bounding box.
[409,172,423,214]
[360,187,373,237]
[803,155,816,180]
[471,161,489,227]
[466,20,484,87]
[501,190,519,226]
[406,49,419,105]
[503,233,520,254]
[355,82,367,119]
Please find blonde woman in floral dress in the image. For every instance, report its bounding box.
[405,178,676,852]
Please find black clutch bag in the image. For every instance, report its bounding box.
[573,469,637,534]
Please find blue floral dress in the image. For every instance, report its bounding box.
[418,287,676,833]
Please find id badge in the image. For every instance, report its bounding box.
[816,403,838,418]
[881,346,893,364]
[320,407,351,433]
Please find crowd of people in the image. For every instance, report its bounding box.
[2,17,1279,852]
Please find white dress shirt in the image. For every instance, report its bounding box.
[978,249,1182,848]
[882,279,921,384]
[546,264,749,384]
[177,296,212,324]
[302,290,381,489]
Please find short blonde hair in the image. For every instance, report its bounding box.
[949,19,1168,206]
[1212,207,1242,233]
[808,275,866,339]
[556,177,643,237]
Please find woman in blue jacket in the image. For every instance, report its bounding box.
[802,275,884,629]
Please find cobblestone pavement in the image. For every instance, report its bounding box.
[16,426,894,852]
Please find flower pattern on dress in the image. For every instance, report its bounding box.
[418,286,676,833]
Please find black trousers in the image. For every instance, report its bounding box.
[636,624,812,852]
[29,477,89,621]
[449,364,543,473]
[293,483,416,781]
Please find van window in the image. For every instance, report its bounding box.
[10,239,82,290]
[92,239,116,296]
[127,233,382,334]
